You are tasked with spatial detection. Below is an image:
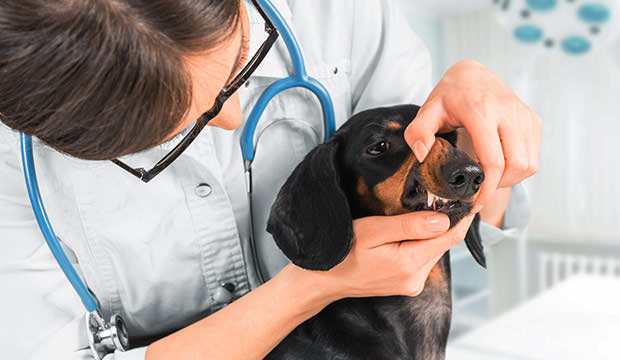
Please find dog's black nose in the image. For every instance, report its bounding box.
[441,161,485,198]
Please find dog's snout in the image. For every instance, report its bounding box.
[441,161,484,198]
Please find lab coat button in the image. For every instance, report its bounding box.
[212,283,235,304]
[195,183,212,197]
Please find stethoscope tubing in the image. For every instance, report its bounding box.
[240,0,336,284]
[241,0,335,163]
[20,133,99,312]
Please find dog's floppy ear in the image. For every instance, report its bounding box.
[464,213,486,268]
[267,137,353,271]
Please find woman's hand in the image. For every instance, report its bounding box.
[311,211,474,301]
[404,60,542,212]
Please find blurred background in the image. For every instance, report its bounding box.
[397,0,620,358]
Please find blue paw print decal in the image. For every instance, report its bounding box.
[493,0,619,55]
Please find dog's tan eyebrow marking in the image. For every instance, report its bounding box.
[386,121,402,130]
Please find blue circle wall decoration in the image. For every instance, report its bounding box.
[578,3,611,24]
[514,24,544,43]
[493,0,619,56]
[526,0,558,12]
[561,36,592,54]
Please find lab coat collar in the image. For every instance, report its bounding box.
[245,0,294,78]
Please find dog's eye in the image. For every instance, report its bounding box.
[367,140,389,155]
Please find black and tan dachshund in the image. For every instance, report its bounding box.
[265,104,486,360]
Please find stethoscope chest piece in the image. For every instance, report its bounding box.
[87,311,129,359]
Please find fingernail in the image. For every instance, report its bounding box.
[473,205,483,213]
[426,214,450,232]
[413,140,429,162]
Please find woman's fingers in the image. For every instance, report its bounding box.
[496,106,528,189]
[524,110,542,179]
[337,212,475,298]
[400,213,475,261]
[462,106,505,210]
[352,211,451,249]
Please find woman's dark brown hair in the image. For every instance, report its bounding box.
[0,0,240,160]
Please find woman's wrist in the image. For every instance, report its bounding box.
[276,263,341,317]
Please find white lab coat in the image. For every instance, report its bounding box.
[0,0,527,358]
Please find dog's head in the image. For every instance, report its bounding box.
[267,105,485,271]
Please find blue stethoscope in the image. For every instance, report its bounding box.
[19,0,335,358]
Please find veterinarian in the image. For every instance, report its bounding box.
[0,0,539,359]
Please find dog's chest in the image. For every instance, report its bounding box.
[412,258,452,324]
[268,257,453,360]
[408,272,452,359]
[379,256,453,359]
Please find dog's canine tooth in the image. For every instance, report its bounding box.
[427,192,435,207]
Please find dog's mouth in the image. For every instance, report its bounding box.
[425,190,461,212]
[403,178,473,225]
[407,181,464,212]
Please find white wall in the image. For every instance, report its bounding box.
[398,0,620,328]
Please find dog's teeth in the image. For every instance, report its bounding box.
[427,193,435,207]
